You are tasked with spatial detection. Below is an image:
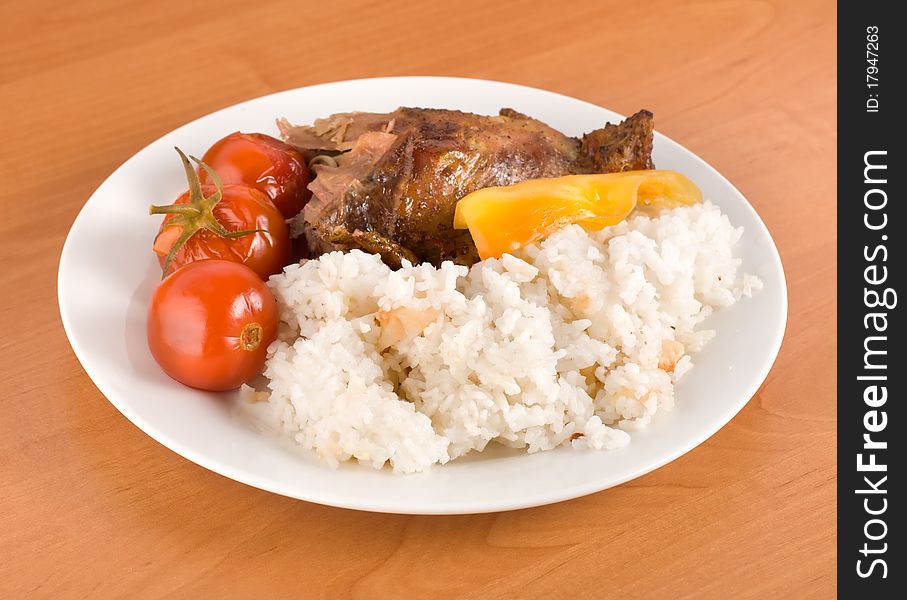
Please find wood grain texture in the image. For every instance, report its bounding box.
[0,0,836,597]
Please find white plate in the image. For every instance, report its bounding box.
[58,77,787,514]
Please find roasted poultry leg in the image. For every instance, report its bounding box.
[279,107,655,267]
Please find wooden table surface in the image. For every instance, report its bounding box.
[0,0,836,597]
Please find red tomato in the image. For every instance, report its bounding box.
[147,259,278,391]
[199,132,312,219]
[151,149,290,279]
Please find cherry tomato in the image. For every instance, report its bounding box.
[199,132,312,219]
[147,259,278,391]
[151,148,290,279]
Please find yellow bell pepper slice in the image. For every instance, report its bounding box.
[453,170,701,260]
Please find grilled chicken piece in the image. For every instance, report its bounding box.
[279,107,655,266]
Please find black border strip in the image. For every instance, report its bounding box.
[838,1,901,596]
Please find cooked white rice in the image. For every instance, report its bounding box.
[241,201,761,473]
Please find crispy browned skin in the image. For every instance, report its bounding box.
[279,107,655,266]
[578,109,655,173]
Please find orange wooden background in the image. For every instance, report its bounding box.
[0,0,836,597]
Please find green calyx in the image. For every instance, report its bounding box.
[149,147,260,277]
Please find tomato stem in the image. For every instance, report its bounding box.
[151,147,262,278]
[149,204,198,216]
